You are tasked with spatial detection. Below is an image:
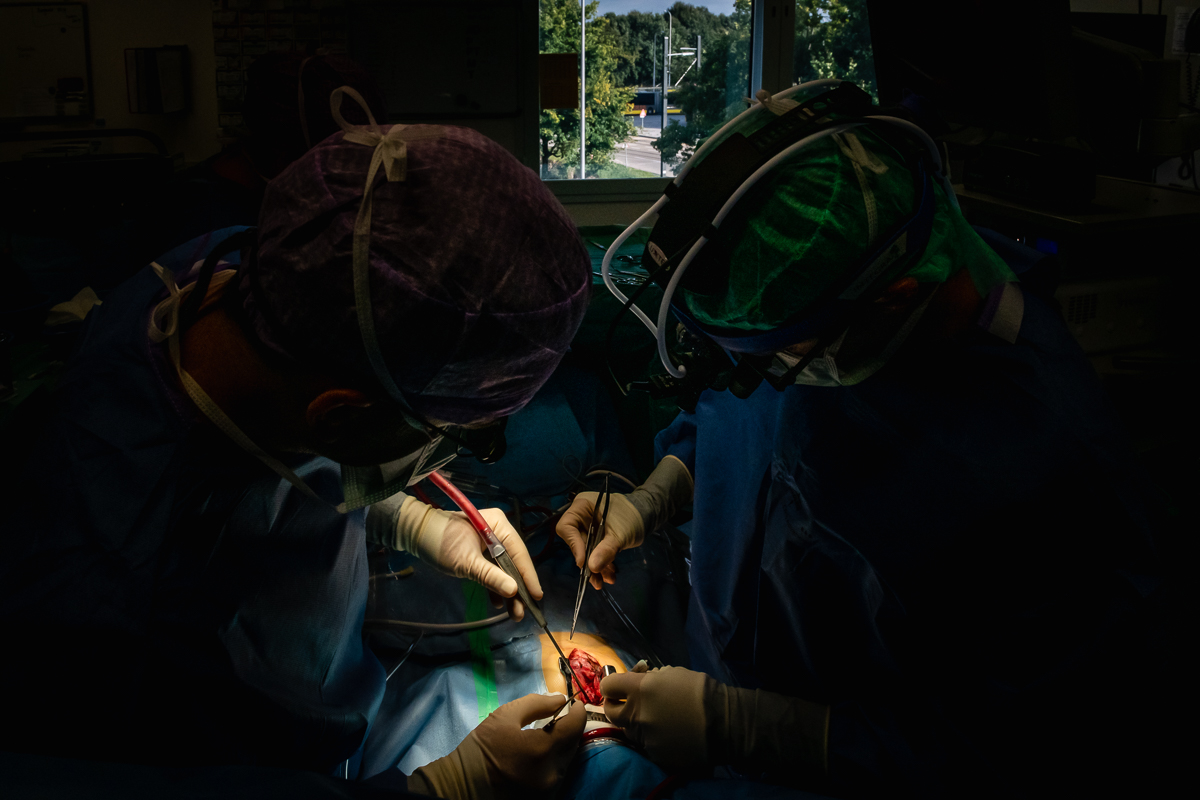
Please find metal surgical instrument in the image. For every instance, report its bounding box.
[571,475,611,639]
[426,470,584,692]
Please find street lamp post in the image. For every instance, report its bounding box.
[652,38,662,100]
[662,35,670,112]
[665,10,673,60]
[661,33,668,178]
[660,12,676,179]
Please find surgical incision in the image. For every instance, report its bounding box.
[563,648,603,705]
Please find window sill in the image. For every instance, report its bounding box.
[545,177,670,204]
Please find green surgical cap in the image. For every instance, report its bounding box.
[679,94,1015,334]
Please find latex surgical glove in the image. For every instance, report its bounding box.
[556,456,693,589]
[367,496,542,621]
[408,692,587,800]
[601,666,830,782]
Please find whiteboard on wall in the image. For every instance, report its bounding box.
[0,3,91,121]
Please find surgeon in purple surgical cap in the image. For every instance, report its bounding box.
[0,87,590,797]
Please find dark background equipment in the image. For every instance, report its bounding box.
[865,0,1199,195]
[863,1,1195,699]
[124,46,190,115]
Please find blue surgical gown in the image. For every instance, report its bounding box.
[657,246,1169,796]
[0,228,385,770]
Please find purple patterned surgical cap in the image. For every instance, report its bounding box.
[238,124,590,424]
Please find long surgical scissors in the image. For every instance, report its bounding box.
[571,475,611,639]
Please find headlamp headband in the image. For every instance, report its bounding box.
[601,78,957,382]
[697,157,938,354]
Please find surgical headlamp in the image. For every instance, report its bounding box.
[603,79,955,407]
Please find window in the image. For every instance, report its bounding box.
[539,0,752,181]
[539,1,876,190]
[792,1,876,98]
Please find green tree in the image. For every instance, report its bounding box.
[540,0,636,179]
[662,2,731,68]
[794,0,877,97]
[654,0,751,169]
[604,4,732,90]
[604,10,666,89]
[655,0,878,170]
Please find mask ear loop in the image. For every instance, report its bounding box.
[178,228,257,333]
[148,259,334,509]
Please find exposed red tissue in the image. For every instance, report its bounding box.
[568,648,603,705]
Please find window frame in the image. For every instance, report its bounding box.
[545,0,797,206]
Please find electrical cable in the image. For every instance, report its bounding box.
[411,484,441,510]
[581,465,637,493]
[1177,149,1199,190]
[522,509,565,537]
[363,612,510,633]
[370,568,414,581]
[385,632,423,681]
[602,197,670,336]
[1186,55,1200,110]
[585,469,639,491]
[511,493,523,538]
[604,245,696,395]
[599,587,664,669]
[604,268,662,395]
[521,504,557,518]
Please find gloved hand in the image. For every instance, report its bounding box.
[367,496,542,621]
[601,665,708,772]
[601,666,830,782]
[408,693,587,800]
[556,456,693,589]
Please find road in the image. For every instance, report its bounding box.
[612,113,686,177]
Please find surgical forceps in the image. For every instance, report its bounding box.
[571,475,611,639]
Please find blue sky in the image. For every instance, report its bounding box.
[595,1,738,16]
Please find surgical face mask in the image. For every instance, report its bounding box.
[774,329,848,388]
[340,432,459,510]
[772,287,938,387]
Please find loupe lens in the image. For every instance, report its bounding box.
[462,418,508,464]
